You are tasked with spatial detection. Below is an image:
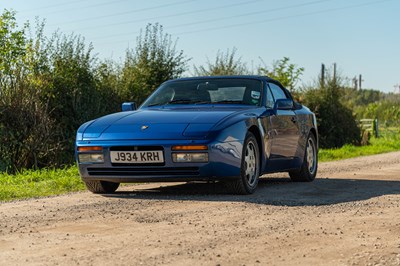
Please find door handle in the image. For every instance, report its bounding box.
[291,116,297,123]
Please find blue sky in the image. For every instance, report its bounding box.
[1,0,399,92]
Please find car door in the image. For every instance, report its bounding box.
[267,83,300,160]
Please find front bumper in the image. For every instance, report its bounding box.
[76,139,243,183]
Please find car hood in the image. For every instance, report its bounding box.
[82,107,249,140]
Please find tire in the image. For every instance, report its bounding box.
[84,180,120,194]
[289,133,318,182]
[225,132,260,194]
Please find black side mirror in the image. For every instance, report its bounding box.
[121,102,137,111]
[273,99,294,113]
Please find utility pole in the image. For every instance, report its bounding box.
[359,74,363,90]
[353,76,358,90]
[321,63,325,88]
[333,63,337,84]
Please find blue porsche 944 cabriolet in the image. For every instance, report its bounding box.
[76,76,318,194]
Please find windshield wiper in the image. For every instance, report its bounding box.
[146,99,193,107]
[168,99,210,104]
[168,99,194,104]
[212,100,244,104]
[147,102,164,107]
[147,99,211,107]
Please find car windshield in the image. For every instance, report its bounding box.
[141,78,263,107]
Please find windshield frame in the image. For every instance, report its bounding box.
[140,77,264,109]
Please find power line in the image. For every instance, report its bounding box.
[72,0,265,32]
[48,0,197,27]
[172,0,394,35]
[94,0,393,46]
[167,0,333,30]
[88,0,332,41]
[40,0,131,17]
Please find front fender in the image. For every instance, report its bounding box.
[211,107,265,141]
[211,116,268,173]
[213,118,259,143]
[76,120,95,141]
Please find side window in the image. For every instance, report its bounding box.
[265,86,274,109]
[268,83,288,100]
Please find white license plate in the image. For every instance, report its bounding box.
[110,151,164,164]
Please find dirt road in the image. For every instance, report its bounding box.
[1,152,400,266]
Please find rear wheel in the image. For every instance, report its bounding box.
[226,132,260,194]
[289,133,317,182]
[84,180,120,193]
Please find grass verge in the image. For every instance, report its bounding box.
[0,166,85,202]
[319,130,400,162]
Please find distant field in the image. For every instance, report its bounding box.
[1,128,399,202]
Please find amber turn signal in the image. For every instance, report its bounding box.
[171,145,208,151]
[78,146,103,152]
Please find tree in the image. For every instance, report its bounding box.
[0,10,27,87]
[121,23,189,104]
[341,87,383,109]
[193,48,249,76]
[0,11,58,171]
[258,57,304,92]
[302,67,361,148]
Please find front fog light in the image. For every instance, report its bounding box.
[172,153,208,163]
[78,153,104,163]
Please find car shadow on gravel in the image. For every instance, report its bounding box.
[104,176,400,206]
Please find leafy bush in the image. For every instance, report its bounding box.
[0,81,59,170]
[302,71,361,148]
[258,57,304,93]
[193,47,249,76]
[355,100,400,127]
[0,11,59,171]
[121,23,188,104]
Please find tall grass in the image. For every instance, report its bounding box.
[0,166,85,202]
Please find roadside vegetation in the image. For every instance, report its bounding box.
[1,9,400,201]
[0,167,84,202]
[319,129,400,162]
[0,11,188,172]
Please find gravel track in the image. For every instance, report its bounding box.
[1,151,400,265]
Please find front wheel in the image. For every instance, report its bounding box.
[225,132,260,194]
[84,180,120,193]
[289,133,318,182]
